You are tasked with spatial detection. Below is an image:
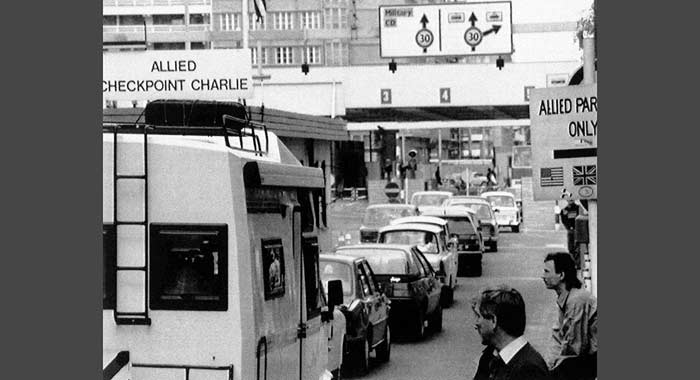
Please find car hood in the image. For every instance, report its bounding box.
[418,205,444,214]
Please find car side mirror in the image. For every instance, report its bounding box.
[327,279,343,311]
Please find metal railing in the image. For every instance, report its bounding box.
[104,0,211,6]
[103,24,211,33]
[132,363,233,380]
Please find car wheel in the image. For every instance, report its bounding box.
[512,225,520,233]
[356,337,370,375]
[490,241,498,252]
[430,304,443,333]
[375,325,391,362]
[415,309,426,341]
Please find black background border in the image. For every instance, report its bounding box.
[4,1,694,379]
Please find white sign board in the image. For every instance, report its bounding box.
[379,2,513,58]
[529,84,597,201]
[103,49,253,101]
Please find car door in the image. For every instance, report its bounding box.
[360,260,388,346]
[412,248,440,313]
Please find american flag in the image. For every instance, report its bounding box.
[540,167,564,187]
[254,0,267,21]
[573,165,597,185]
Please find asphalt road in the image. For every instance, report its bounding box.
[343,228,568,380]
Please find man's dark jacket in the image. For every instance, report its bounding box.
[473,343,551,380]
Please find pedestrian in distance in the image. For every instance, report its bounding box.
[542,252,597,380]
[471,285,551,380]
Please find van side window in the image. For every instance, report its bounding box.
[103,224,116,310]
[298,190,315,233]
[303,237,323,319]
[150,224,228,311]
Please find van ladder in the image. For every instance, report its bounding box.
[113,124,151,325]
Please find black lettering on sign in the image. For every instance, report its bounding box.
[575,96,598,113]
[567,120,598,137]
[150,60,197,72]
[538,98,573,116]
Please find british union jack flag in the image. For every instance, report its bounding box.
[573,165,597,185]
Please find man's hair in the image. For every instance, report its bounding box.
[544,252,582,290]
[471,285,526,337]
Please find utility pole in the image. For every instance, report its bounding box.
[582,33,597,297]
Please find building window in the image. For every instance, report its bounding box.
[119,15,145,25]
[189,13,209,25]
[153,14,185,25]
[191,42,210,50]
[305,46,321,64]
[220,13,241,31]
[150,224,228,311]
[103,16,117,26]
[152,42,187,50]
[324,8,348,29]
[251,47,268,65]
[273,12,294,30]
[249,13,267,30]
[103,225,116,310]
[325,41,348,66]
[276,47,294,65]
[300,11,321,29]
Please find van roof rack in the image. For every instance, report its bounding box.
[103,99,269,156]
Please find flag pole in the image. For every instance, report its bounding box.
[242,0,249,50]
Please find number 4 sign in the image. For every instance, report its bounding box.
[440,88,451,104]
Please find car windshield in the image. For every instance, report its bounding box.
[381,231,438,254]
[446,218,476,235]
[486,195,515,208]
[412,194,450,206]
[320,261,354,296]
[337,249,409,275]
[362,207,415,227]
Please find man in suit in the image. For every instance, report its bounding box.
[471,285,551,380]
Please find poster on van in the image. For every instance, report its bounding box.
[262,238,286,300]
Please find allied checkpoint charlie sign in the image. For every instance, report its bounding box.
[379,1,513,57]
[530,84,597,201]
[103,49,252,101]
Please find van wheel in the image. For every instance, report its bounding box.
[356,337,370,375]
[490,242,498,252]
[430,304,443,333]
[512,225,520,233]
[375,325,391,362]
[441,284,454,307]
[415,309,426,341]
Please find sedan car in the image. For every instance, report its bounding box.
[378,223,456,306]
[359,203,419,243]
[422,207,484,277]
[410,191,454,215]
[334,244,443,340]
[482,191,521,232]
[443,196,499,252]
[320,254,391,375]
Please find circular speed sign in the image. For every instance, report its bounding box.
[464,27,483,47]
[415,28,434,49]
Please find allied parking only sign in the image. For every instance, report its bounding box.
[103,49,253,101]
[529,84,597,201]
[379,2,513,58]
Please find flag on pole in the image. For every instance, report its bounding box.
[254,0,267,22]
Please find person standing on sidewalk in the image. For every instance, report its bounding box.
[542,252,597,380]
[471,285,551,380]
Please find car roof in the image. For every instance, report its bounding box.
[319,253,363,265]
[449,197,489,205]
[481,191,515,197]
[390,215,447,226]
[335,243,415,254]
[379,223,444,234]
[412,191,453,196]
[366,203,416,210]
[435,206,477,218]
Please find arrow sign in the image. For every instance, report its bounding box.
[468,12,477,26]
[420,14,429,28]
[483,25,501,36]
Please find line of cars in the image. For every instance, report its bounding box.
[321,190,522,378]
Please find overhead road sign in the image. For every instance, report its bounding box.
[103,49,253,101]
[529,84,598,201]
[379,1,513,58]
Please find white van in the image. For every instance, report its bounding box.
[103,100,339,380]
